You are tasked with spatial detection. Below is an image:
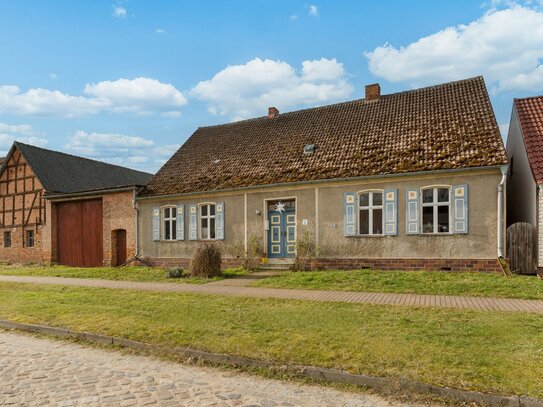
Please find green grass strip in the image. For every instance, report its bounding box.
[0,281,541,398]
[252,269,543,300]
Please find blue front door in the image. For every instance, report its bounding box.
[267,200,296,258]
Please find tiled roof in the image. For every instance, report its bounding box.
[142,76,507,197]
[12,142,152,195]
[514,96,543,183]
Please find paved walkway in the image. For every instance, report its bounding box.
[0,330,415,407]
[0,274,542,314]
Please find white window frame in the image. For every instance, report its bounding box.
[199,203,217,240]
[357,190,384,236]
[162,206,177,241]
[420,186,451,234]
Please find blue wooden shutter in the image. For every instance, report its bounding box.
[452,184,468,234]
[344,192,356,236]
[406,189,419,235]
[189,204,197,240]
[384,189,398,236]
[216,202,225,240]
[176,204,184,240]
[152,207,160,241]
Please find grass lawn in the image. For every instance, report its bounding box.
[0,264,247,284]
[0,282,541,399]
[252,269,543,300]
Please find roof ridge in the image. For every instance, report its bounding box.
[514,95,543,103]
[197,76,485,130]
[14,141,152,176]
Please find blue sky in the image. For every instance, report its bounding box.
[1,0,543,172]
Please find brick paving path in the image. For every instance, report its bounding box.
[0,274,542,313]
[0,330,413,407]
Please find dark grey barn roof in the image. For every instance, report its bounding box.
[14,142,152,195]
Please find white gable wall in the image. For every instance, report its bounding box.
[506,106,537,227]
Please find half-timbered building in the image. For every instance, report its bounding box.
[0,142,151,266]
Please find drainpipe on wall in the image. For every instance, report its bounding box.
[497,166,508,258]
[133,188,139,258]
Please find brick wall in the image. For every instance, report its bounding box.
[0,226,45,264]
[141,257,500,272]
[102,190,138,267]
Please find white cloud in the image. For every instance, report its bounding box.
[49,73,58,80]
[113,6,127,18]
[289,14,299,21]
[0,77,186,118]
[155,28,166,34]
[84,77,187,115]
[191,57,353,120]
[0,122,48,156]
[308,5,318,16]
[365,5,543,92]
[65,130,178,172]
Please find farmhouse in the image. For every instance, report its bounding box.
[0,142,151,266]
[137,76,507,271]
[506,96,543,274]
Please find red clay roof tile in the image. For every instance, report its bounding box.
[515,96,543,183]
[142,76,507,197]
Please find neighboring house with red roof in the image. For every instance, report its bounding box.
[0,142,151,267]
[506,96,543,272]
[137,76,508,272]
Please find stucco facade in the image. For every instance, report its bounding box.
[137,168,504,271]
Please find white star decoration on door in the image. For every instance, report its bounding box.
[274,201,286,213]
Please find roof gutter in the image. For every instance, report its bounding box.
[45,186,141,201]
[136,164,506,201]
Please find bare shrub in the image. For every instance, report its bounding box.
[189,243,222,277]
[291,230,320,271]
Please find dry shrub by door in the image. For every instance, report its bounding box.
[506,222,536,275]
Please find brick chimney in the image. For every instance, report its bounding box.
[268,107,279,118]
[365,83,381,101]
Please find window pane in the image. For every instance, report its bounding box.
[172,220,177,240]
[437,188,449,203]
[422,206,434,233]
[163,208,169,218]
[201,205,208,216]
[372,192,383,206]
[164,221,171,240]
[359,193,369,207]
[438,206,449,233]
[210,217,216,239]
[359,210,369,234]
[202,219,209,239]
[422,189,433,203]
[372,209,383,234]
[210,204,216,216]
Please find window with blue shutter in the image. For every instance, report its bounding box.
[216,202,225,240]
[383,189,398,236]
[189,204,197,240]
[176,204,185,240]
[152,207,160,241]
[452,184,468,234]
[344,192,356,236]
[406,189,420,235]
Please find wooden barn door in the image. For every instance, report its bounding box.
[506,222,537,275]
[57,199,103,267]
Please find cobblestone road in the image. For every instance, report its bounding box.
[0,331,413,407]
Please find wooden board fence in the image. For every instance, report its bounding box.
[506,222,537,275]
